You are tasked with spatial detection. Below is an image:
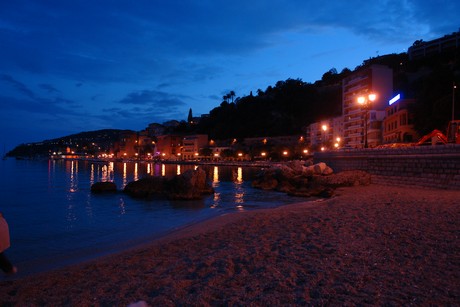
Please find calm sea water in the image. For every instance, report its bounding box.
[0,158,307,277]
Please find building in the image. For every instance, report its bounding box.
[342,64,393,148]
[155,135,183,160]
[383,95,419,143]
[181,134,208,160]
[306,116,343,149]
[408,30,460,60]
[155,134,209,160]
[113,131,138,158]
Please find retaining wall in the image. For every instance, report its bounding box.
[313,145,460,189]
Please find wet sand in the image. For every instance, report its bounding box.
[1,184,459,306]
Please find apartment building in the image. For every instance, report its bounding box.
[383,96,419,143]
[181,134,208,160]
[408,30,460,60]
[342,64,393,148]
[155,134,209,160]
[306,116,343,149]
[155,134,183,159]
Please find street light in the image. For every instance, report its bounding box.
[321,124,328,149]
[453,82,457,121]
[357,93,377,148]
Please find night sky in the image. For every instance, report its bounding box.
[1,0,459,150]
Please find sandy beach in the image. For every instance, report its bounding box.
[1,184,459,306]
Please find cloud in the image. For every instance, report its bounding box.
[0,74,35,99]
[39,83,60,94]
[119,90,187,108]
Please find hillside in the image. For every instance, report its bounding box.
[6,129,133,158]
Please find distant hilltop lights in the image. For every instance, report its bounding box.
[389,94,401,105]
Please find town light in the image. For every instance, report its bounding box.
[303,149,308,154]
[261,152,266,157]
[321,124,328,131]
[238,153,243,157]
[357,93,377,148]
[283,151,288,156]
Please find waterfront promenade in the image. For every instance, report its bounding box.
[1,184,459,305]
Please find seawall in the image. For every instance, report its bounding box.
[313,145,460,189]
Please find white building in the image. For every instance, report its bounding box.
[342,64,393,148]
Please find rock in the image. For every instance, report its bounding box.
[124,177,167,198]
[124,167,214,200]
[322,166,334,175]
[91,182,117,193]
[313,162,327,175]
[285,160,304,172]
[168,168,214,200]
[252,162,370,198]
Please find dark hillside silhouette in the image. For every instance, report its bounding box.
[195,78,343,140]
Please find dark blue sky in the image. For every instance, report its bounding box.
[1,0,459,150]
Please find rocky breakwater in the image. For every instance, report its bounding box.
[252,160,371,198]
[123,167,214,200]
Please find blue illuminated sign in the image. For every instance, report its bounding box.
[389,94,401,105]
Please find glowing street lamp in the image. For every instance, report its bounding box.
[334,137,341,149]
[357,93,377,148]
[321,124,328,148]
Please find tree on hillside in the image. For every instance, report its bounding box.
[196,78,342,140]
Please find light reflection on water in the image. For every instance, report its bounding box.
[0,159,309,277]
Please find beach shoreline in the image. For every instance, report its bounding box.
[1,184,459,305]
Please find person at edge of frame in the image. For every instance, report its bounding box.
[0,212,17,275]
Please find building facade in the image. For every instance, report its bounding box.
[342,64,393,148]
[383,97,419,143]
[181,134,208,160]
[155,135,183,160]
[306,116,343,149]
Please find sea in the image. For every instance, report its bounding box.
[0,158,308,278]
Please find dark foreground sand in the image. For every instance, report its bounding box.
[1,184,459,306]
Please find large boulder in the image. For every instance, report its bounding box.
[252,162,371,198]
[123,176,167,198]
[91,182,117,193]
[168,168,214,200]
[124,167,214,200]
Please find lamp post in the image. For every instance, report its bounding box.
[321,124,328,149]
[357,93,377,148]
[453,82,457,121]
